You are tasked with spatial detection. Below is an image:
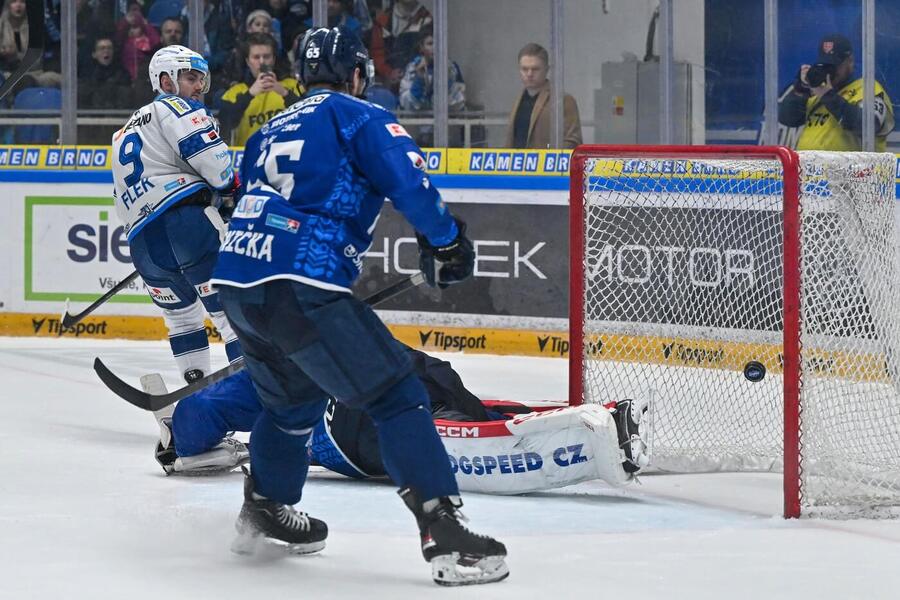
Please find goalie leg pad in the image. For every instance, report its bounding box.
[144,373,251,476]
[439,403,649,494]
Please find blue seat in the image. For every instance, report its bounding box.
[366,85,398,111]
[13,87,61,144]
[147,0,184,27]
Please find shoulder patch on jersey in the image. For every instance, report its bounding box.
[386,123,410,138]
[407,151,426,171]
[158,95,193,116]
[178,126,225,160]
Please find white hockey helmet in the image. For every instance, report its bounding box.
[148,45,211,96]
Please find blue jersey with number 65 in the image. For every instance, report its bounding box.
[210,89,457,292]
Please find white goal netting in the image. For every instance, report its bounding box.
[574,149,900,517]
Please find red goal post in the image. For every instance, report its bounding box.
[568,144,900,519]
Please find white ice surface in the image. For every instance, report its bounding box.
[2,337,900,599]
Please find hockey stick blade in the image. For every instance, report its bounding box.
[94,357,246,412]
[60,270,140,331]
[0,1,44,101]
[95,273,427,410]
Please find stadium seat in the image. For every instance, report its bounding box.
[12,87,61,144]
[147,0,184,27]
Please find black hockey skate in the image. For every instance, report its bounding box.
[612,399,650,474]
[399,487,508,586]
[232,467,327,556]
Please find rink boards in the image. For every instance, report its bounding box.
[2,146,900,366]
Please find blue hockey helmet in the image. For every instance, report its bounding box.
[297,27,374,92]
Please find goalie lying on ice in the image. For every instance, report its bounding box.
[150,345,650,493]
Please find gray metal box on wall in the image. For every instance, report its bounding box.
[595,59,693,144]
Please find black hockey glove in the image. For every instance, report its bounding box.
[417,218,475,289]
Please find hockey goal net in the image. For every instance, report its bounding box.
[569,145,900,518]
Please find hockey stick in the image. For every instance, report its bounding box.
[94,272,427,411]
[0,0,44,101]
[60,270,140,331]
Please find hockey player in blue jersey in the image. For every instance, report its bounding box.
[209,27,508,585]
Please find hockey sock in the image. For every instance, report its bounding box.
[249,401,326,505]
[169,327,211,377]
[225,338,243,363]
[366,374,460,501]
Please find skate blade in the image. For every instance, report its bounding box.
[231,529,325,557]
[431,553,509,586]
[171,463,247,477]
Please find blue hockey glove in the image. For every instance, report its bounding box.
[417,218,475,289]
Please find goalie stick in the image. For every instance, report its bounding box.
[94,272,427,411]
[0,0,44,100]
[60,270,140,331]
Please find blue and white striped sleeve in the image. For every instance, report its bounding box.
[160,96,235,191]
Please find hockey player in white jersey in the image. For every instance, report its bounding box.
[112,45,243,391]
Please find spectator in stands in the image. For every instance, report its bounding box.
[0,0,60,88]
[266,0,306,55]
[505,42,582,149]
[78,36,132,109]
[305,0,362,39]
[158,16,184,46]
[183,0,235,74]
[245,8,274,35]
[399,28,465,113]
[370,0,431,90]
[116,2,160,81]
[218,32,303,146]
[778,33,894,151]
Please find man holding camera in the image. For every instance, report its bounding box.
[218,32,304,146]
[778,33,894,151]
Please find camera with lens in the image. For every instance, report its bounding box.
[805,63,836,88]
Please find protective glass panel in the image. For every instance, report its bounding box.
[448,0,549,148]
[704,0,766,145]
[777,0,863,151]
[875,0,900,151]
[1,0,62,144]
[76,1,159,144]
[557,2,704,149]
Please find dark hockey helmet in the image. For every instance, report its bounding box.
[297,27,374,92]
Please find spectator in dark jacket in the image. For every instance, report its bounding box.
[78,36,132,109]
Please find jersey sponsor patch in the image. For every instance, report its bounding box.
[178,127,222,160]
[407,151,426,170]
[386,123,410,138]
[159,96,192,116]
[265,213,300,233]
[194,281,215,297]
[163,176,187,191]
[232,194,269,219]
[147,286,181,304]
